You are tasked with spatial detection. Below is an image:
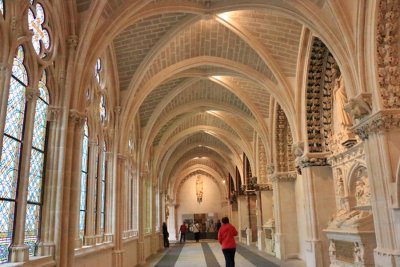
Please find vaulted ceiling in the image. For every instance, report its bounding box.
[75,0,332,197]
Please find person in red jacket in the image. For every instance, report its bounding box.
[179,222,187,243]
[218,217,238,267]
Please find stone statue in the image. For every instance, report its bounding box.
[354,242,363,263]
[329,240,336,263]
[355,170,371,206]
[332,67,353,135]
[336,170,345,196]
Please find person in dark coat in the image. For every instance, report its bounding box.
[216,219,222,240]
[162,222,169,248]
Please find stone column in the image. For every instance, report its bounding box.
[104,151,114,242]
[95,147,105,243]
[112,154,127,267]
[271,172,299,260]
[0,63,11,148]
[166,202,177,241]
[297,157,336,267]
[151,182,158,255]
[137,171,147,265]
[9,88,39,262]
[353,110,400,266]
[37,105,62,257]
[83,139,98,246]
[237,195,249,242]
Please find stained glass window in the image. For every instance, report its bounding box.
[95,58,101,83]
[93,139,98,230]
[79,121,89,237]
[24,71,49,255]
[0,0,4,16]
[28,2,50,57]
[100,95,106,123]
[0,46,27,263]
[100,144,106,232]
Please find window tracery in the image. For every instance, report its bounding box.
[28,1,51,58]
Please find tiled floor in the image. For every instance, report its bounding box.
[144,240,306,267]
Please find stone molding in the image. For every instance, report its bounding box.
[327,142,365,167]
[352,110,400,140]
[270,172,297,183]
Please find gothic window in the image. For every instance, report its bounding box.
[0,0,4,16]
[24,70,49,256]
[100,95,106,123]
[28,1,51,57]
[95,58,101,84]
[100,143,106,232]
[0,46,28,263]
[93,139,99,230]
[79,121,89,237]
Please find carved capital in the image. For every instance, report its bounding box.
[25,87,39,102]
[105,152,113,161]
[352,110,400,140]
[69,109,85,126]
[270,172,297,183]
[266,165,275,175]
[292,142,305,157]
[117,153,128,160]
[67,35,79,49]
[47,106,62,121]
[344,93,372,121]
[114,106,121,115]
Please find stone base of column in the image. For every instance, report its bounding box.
[9,244,29,262]
[159,234,164,251]
[95,234,103,244]
[304,239,323,267]
[84,235,96,246]
[104,233,114,243]
[151,234,158,255]
[37,242,56,257]
[138,241,146,265]
[274,233,283,259]
[112,249,124,267]
[374,249,400,267]
[75,237,83,249]
[257,229,265,251]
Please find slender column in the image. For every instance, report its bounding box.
[0,63,11,149]
[37,106,62,257]
[9,88,39,262]
[104,151,114,242]
[112,154,127,267]
[296,156,336,267]
[271,171,299,261]
[151,182,158,255]
[95,147,105,243]
[255,191,265,251]
[352,110,400,266]
[138,172,147,265]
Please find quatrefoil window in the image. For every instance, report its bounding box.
[28,1,51,57]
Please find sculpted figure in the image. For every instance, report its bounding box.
[355,170,371,206]
[336,171,345,196]
[354,242,363,263]
[329,240,336,262]
[332,67,353,134]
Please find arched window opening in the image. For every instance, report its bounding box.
[0,46,28,263]
[24,70,49,256]
[95,58,101,84]
[100,95,106,123]
[79,121,89,237]
[28,1,51,57]
[0,0,4,16]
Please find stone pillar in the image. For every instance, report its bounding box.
[104,151,114,242]
[37,105,62,257]
[353,110,400,266]
[151,183,158,255]
[84,139,98,246]
[237,195,249,242]
[271,172,299,260]
[167,203,177,241]
[138,172,147,265]
[297,157,336,267]
[9,88,39,262]
[112,154,127,267]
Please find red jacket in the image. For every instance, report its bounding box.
[218,223,238,249]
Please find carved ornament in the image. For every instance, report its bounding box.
[25,87,40,102]
[270,172,297,183]
[297,153,329,168]
[68,109,85,126]
[344,93,372,121]
[47,106,61,121]
[67,35,79,49]
[352,110,400,140]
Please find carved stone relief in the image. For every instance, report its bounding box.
[275,105,295,172]
[377,0,400,108]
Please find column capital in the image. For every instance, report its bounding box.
[270,172,297,183]
[117,153,128,160]
[69,109,85,126]
[47,105,62,122]
[114,106,122,115]
[25,87,40,102]
[352,109,400,140]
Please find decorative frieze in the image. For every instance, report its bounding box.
[270,172,297,183]
[352,110,400,140]
[377,0,400,108]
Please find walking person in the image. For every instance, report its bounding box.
[215,219,222,240]
[179,222,187,243]
[218,217,238,267]
[193,222,200,242]
[162,222,169,248]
